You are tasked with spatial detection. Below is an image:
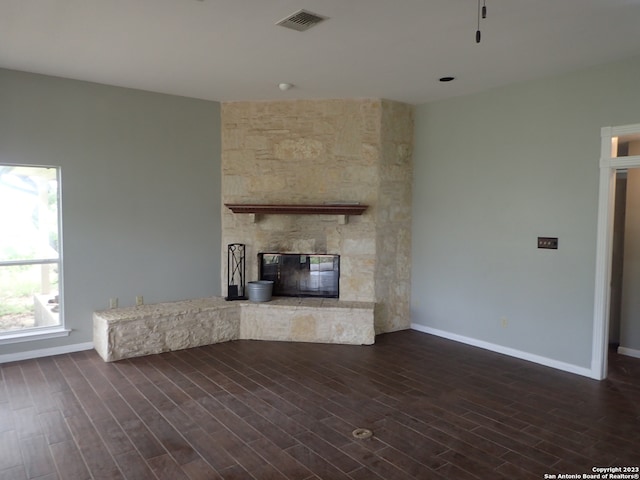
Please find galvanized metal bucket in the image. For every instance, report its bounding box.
[246,280,274,302]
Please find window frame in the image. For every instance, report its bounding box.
[0,163,68,343]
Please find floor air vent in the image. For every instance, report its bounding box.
[276,9,328,32]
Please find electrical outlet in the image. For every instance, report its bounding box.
[136,295,144,306]
[110,297,118,309]
[500,317,508,328]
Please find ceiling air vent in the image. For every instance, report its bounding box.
[276,9,328,32]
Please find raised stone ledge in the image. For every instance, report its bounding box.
[93,298,239,362]
[93,297,375,362]
[239,297,375,345]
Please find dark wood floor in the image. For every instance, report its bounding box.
[1,330,639,480]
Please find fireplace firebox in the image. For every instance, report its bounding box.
[258,253,339,298]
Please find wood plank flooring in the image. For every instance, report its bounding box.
[1,330,639,479]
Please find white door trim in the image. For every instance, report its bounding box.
[592,123,640,380]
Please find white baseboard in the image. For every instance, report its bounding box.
[411,324,595,379]
[617,345,640,359]
[0,342,94,364]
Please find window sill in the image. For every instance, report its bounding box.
[0,327,71,345]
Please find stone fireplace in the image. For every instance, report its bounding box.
[221,99,413,334]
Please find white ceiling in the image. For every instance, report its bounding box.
[1,0,639,105]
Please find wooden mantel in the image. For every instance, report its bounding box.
[224,203,368,224]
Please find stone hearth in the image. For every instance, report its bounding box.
[93,297,375,361]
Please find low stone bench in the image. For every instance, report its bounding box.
[93,297,375,362]
[93,298,239,362]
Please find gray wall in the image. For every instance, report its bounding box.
[412,55,640,369]
[0,68,221,356]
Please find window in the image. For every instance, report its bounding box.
[0,165,62,335]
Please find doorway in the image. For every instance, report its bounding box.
[592,124,640,379]
[608,170,626,351]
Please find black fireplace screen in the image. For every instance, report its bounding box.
[258,253,339,298]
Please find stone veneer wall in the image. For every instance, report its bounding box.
[221,99,413,333]
[375,101,414,332]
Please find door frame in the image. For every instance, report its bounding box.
[592,123,640,379]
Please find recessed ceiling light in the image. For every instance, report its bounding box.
[439,76,455,82]
[278,83,294,91]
